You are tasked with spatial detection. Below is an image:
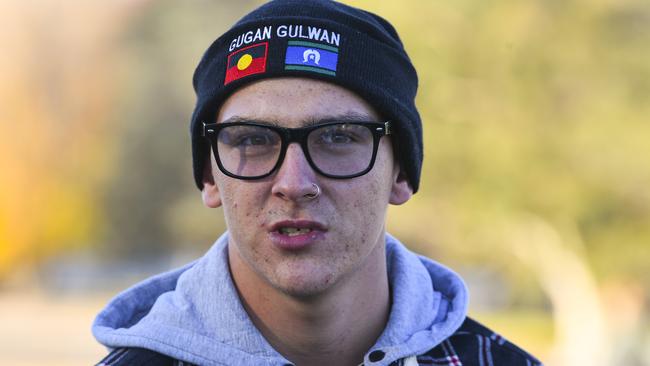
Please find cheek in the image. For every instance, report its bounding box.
[332,174,390,239]
[218,182,265,233]
[347,154,396,234]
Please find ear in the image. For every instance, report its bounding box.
[389,168,413,205]
[201,157,222,208]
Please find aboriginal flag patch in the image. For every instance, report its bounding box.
[284,41,338,76]
[224,42,268,85]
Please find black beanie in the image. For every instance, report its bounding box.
[190,0,423,192]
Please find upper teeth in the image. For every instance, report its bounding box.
[280,227,312,236]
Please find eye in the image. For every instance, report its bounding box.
[324,132,353,144]
[316,125,361,144]
[236,134,274,146]
[219,126,279,147]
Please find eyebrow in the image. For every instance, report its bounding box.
[218,112,379,127]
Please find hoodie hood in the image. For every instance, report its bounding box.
[92,232,468,366]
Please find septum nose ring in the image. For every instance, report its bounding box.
[305,183,321,199]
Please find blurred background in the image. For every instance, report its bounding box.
[1,0,649,365]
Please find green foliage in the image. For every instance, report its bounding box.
[351,0,650,295]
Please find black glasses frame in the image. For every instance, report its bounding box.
[202,120,392,180]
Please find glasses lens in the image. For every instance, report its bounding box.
[308,123,374,176]
[216,125,281,177]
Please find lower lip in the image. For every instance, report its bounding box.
[269,230,325,250]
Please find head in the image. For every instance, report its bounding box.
[191,0,423,194]
[202,77,411,297]
[190,0,422,297]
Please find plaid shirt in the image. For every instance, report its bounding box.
[96,317,542,366]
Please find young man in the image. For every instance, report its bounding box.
[93,1,542,365]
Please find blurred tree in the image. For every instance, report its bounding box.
[365,1,650,361]
[99,0,260,259]
[360,0,650,297]
[0,0,143,279]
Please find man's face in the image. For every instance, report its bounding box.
[202,78,412,298]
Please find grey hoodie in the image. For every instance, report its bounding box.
[92,233,469,366]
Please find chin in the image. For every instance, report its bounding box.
[270,262,340,299]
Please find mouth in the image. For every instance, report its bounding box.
[269,220,327,234]
[269,220,327,250]
[278,227,314,236]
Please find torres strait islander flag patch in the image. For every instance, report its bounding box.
[284,41,338,76]
[224,42,268,85]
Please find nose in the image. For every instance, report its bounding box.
[271,143,319,202]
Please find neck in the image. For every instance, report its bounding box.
[228,241,390,366]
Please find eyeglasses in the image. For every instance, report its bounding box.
[202,120,392,180]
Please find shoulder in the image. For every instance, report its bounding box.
[95,319,542,366]
[416,317,544,366]
[95,348,196,366]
